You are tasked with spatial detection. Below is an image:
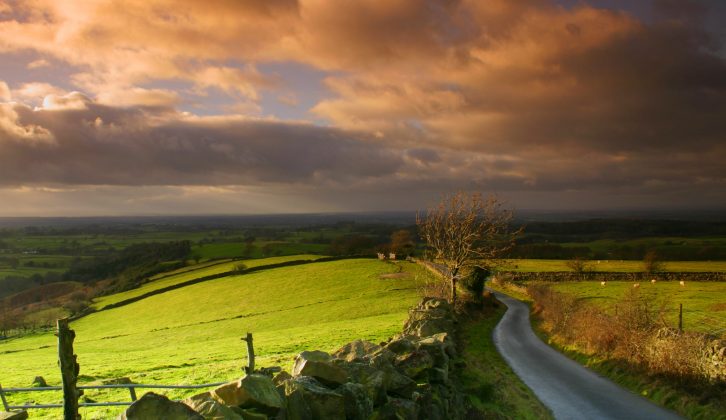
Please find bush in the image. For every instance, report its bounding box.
[461,267,490,301]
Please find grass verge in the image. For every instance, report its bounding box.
[535,330,726,420]
[459,304,553,419]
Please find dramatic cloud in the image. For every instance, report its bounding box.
[0,0,724,213]
[0,94,404,186]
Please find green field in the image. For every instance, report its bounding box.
[0,259,429,419]
[91,254,326,309]
[551,281,726,336]
[500,259,726,273]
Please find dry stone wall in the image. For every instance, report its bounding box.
[117,297,466,420]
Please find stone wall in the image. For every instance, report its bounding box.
[702,338,726,383]
[494,271,725,283]
[117,297,466,420]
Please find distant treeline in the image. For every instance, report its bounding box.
[517,219,726,241]
[63,241,191,291]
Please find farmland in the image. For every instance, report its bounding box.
[551,281,726,336]
[0,258,431,419]
[500,259,726,273]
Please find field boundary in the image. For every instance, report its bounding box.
[92,255,374,313]
[494,271,725,283]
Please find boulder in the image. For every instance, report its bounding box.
[0,412,28,420]
[338,382,373,420]
[394,350,434,379]
[292,351,348,387]
[211,374,283,415]
[285,377,345,420]
[117,392,203,420]
[333,340,382,362]
[183,392,242,420]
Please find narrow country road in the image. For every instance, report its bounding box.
[491,290,684,420]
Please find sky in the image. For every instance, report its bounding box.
[0,0,724,216]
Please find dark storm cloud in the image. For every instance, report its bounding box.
[0,98,403,186]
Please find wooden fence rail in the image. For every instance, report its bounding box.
[1,318,257,418]
[0,382,227,411]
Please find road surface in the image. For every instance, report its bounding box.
[491,290,683,420]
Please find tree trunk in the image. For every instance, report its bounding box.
[450,275,457,306]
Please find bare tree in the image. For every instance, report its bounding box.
[417,192,521,305]
[643,250,665,274]
[389,229,415,257]
[566,257,593,275]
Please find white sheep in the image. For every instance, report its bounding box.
[600,281,606,286]
[651,279,657,284]
[679,280,685,286]
[633,283,640,288]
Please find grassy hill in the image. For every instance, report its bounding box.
[0,258,431,419]
[91,254,326,309]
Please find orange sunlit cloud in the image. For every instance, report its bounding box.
[0,0,724,215]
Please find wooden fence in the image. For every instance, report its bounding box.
[1,319,256,419]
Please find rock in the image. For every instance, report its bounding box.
[394,350,434,379]
[285,377,345,420]
[419,333,457,358]
[384,338,416,355]
[333,340,382,362]
[367,347,396,369]
[183,392,242,420]
[292,351,349,387]
[117,392,203,420]
[212,374,283,415]
[402,298,456,338]
[404,316,455,338]
[339,363,387,406]
[338,382,373,420]
[272,371,292,387]
[370,398,418,420]
[417,338,450,370]
[30,376,47,387]
[383,368,417,399]
[0,412,28,420]
[282,379,313,420]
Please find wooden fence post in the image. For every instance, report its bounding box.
[0,382,10,411]
[128,386,137,402]
[57,318,81,420]
[241,332,255,374]
[678,304,683,332]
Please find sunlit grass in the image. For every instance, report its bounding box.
[0,258,432,419]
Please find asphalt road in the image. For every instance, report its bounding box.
[491,290,684,420]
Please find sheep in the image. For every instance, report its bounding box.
[679,280,685,287]
[651,279,657,284]
[600,281,606,286]
[633,283,640,288]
